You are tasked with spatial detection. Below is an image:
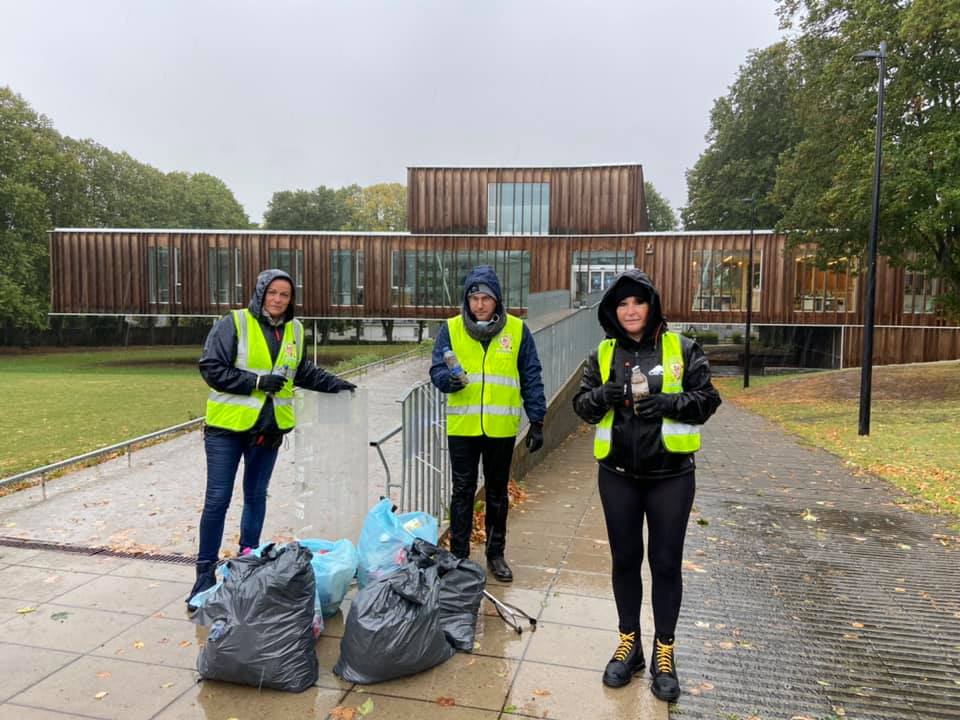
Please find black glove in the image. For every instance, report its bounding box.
[256,373,287,393]
[448,372,468,391]
[338,380,357,393]
[599,381,626,409]
[525,422,544,453]
[633,393,675,420]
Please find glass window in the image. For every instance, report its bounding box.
[330,249,364,306]
[792,253,856,312]
[147,246,170,304]
[173,247,182,304]
[691,249,763,312]
[391,250,530,308]
[208,247,239,305]
[487,183,550,234]
[570,249,633,305]
[269,249,305,305]
[903,268,943,314]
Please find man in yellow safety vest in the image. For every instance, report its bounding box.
[429,266,547,582]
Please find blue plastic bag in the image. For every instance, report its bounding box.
[298,538,359,617]
[357,499,438,587]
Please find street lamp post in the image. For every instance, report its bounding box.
[740,196,757,388]
[854,41,887,436]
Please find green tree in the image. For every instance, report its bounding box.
[774,0,960,314]
[263,185,354,230]
[643,181,678,231]
[344,182,407,231]
[165,172,249,229]
[682,42,802,230]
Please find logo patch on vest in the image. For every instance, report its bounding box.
[498,334,513,352]
[284,342,297,361]
[670,361,683,379]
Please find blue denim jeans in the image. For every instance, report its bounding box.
[197,433,279,564]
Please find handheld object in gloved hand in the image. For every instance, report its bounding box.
[443,349,469,388]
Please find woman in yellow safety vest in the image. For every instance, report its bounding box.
[187,269,356,609]
[572,269,721,702]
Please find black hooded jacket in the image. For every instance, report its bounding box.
[199,268,351,437]
[572,269,721,479]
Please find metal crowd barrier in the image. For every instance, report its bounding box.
[392,304,601,518]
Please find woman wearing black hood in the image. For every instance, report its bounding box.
[573,269,721,702]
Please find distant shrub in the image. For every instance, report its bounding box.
[731,332,743,344]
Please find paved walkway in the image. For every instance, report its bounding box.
[2,377,959,719]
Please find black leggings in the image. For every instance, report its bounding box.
[597,464,695,638]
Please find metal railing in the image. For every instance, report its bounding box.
[393,304,601,516]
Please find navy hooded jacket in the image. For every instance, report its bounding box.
[199,268,351,437]
[429,265,547,426]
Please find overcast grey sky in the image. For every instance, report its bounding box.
[2,0,784,225]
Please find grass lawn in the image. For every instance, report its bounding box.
[1,344,418,478]
[714,361,960,525]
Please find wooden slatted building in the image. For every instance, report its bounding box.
[48,164,960,367]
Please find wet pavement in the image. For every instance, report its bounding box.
[1,363,959,719]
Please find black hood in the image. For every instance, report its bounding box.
[598,268,666,344]
[248,268,296,322]
[462,265,504,319]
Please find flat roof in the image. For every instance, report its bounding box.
[406,162,642,170]
[51,228,777,237]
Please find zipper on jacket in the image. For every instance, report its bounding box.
[479,343,489,435]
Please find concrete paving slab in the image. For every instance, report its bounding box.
[0,566,99,604]
[153,683,345,720]
[0,643,79,704]
[8,655,196,720]
[51,575,189,616]
[2,604,144,654]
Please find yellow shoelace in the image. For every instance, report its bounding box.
[655,640,674,673]
[613,631,636,662]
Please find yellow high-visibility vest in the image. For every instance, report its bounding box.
[446,314,524,438]
[205,309,303,432]
[593,331,701,458]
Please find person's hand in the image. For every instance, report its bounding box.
[599,381,625,408]
[449,372,468,391]
[256,373,287,393]
[525,422,544,453]
[634,393,675,420]
[338,380,357,393]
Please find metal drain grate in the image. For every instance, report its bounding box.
[0,536,195,565]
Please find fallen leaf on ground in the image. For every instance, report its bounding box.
[329,706,357,720]
[436,697,456,707]
[16,606,37,614]
[851,621,864,628]
[96,671,111,679]
[133,641,145,649]
[533,688,551,696]
[801,509,818,521]
[161,682,175,688]
[94,691,108,700]
[178,640,192,648]
[357,697,374,715]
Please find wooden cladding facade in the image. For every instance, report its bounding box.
[407,165,648,234]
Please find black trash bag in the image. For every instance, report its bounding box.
[333,561,455,684]
[193,542,319,692]
[408,538,486,651]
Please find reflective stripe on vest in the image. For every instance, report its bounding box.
[446,314,524,438]
[205,310,303,432]
[593,331,701,458]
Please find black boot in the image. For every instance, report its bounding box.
[487,555,513,582]
[602,630,645,688]
[650,636,680,701]
[185,561,217,611]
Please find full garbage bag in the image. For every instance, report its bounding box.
[357,499,438,587]
[299,538,359,618]
[408,539,486,651]
[333,561,455,683]
[193,542,319,692]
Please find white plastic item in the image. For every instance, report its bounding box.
[294,388,369,542]
[631,365,649,408]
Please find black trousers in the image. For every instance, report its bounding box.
[448,435,516,560]
[598,464,696,639]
